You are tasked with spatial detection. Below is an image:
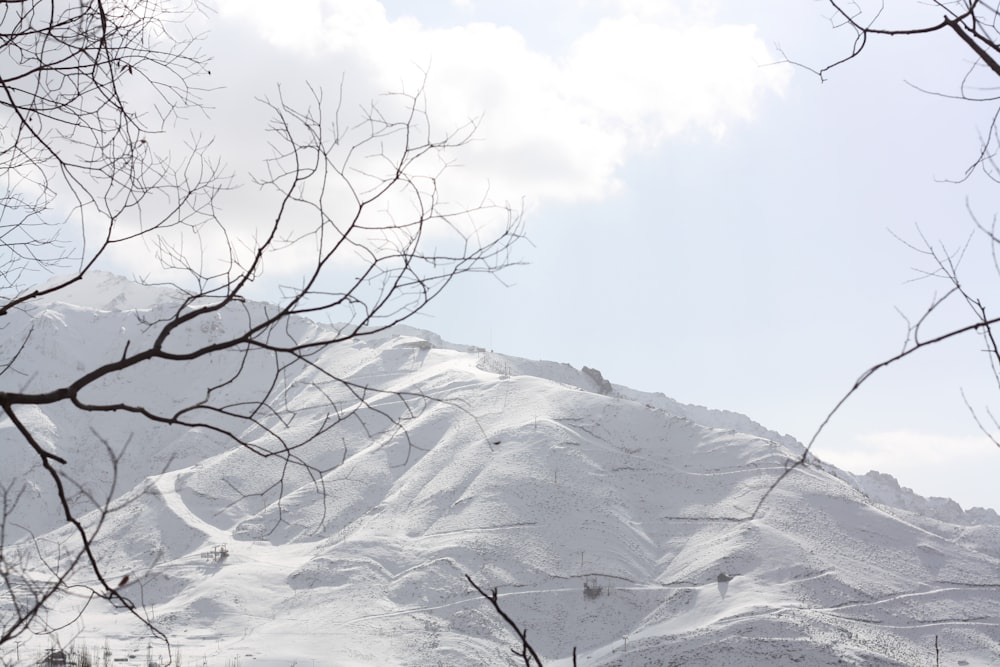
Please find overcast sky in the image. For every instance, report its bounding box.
[109,0,1000,511]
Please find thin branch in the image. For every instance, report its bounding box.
[466,574,545,667]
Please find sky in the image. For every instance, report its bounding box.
[102,0,1000,511]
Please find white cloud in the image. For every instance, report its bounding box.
[583,0,704,21]
[215,0,789,207]
[830,429,996,471]
[563,17,777,143]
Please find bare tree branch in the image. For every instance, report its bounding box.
[0,0,523,653]
[466,574,548,667]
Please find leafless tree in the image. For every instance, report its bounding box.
[0,0,522,655]
[809,2,1000,178]
[758,0,1000,505]
[1,0,214,294]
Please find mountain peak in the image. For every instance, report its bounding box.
[858,470,1000,526]
[33,269,183,311]
[3,277,999,666]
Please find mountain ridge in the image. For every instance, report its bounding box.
[1,272,999,666]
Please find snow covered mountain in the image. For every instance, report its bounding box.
[2,273,999,666]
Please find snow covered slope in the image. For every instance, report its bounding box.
[2,273,999,666]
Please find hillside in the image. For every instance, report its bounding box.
[1,273,999,666]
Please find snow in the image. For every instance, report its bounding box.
[2,273,999,666]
